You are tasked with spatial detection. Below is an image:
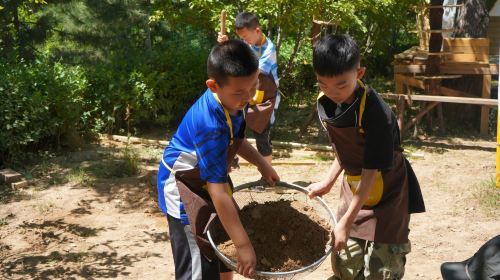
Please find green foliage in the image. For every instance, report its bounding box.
[1,0,430,164]
[0,53,90,164]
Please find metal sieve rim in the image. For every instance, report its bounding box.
[207,180,337,277]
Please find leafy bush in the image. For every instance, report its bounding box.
[0,54,89,164]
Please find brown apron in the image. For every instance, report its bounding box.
[319,81,425,244]
[245,72,277,133]
[174,139,242,260]
[166,92,244,260]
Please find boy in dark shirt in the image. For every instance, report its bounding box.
[307,34,425,280]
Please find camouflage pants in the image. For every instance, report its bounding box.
[329,238,411,280]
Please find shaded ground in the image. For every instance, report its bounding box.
[0,137,498,279]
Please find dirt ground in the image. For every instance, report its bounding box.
[0,137,498,279]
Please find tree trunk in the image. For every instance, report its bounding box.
[441,0,491,132]
[13,4,24,61]
[280,31,303,82]
[311,20,321,47]
[267,17,273,38]
[453,0,489,37]
[276,25,282,58]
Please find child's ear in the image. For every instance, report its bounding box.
[206,79,219,93]
[356,67,366,80]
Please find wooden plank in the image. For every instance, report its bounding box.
[403,102,440,132]
[397,75,426,89]
[443,38,490,47]
[443,46,489,54]
[480,74,492,135]
[445,54,489,63]
[415,75,463,80]
[441,63,498,75]
[394,63,498,74]
[380,93,497,106]
[411,29,463,33]
[394,64,426,74]
[397,95,406,133]
[438,85,475,98]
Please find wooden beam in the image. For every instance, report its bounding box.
[403,102,440,132]
[410,29,463,33]
[397,95,406,133]
[395,74,426,89]
[394,63,498,75]
[437,85,475,98]
[480,74,492,135]
[380,93,497,106]
[443,38,490,47]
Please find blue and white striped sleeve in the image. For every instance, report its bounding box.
[192,121,230,184]
[259,48,276,74]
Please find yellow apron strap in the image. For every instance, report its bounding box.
[250,90,265,105]
[161,158,175,174]
[212,92,233,144]
[357,80,368,133]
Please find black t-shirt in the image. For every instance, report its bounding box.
[317,83,401,170]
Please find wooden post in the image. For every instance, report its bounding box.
[426,0,444,75]
[220,10,227,35]
[395,74,406,135]
[480,73,491,135]
[404,102,441,132]
[496,45,500,188]
[397,95,406,134]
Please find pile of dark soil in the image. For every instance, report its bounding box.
[215,200,331,272]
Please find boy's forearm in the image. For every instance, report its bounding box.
[323,158,343,187]
[341,168,377,226]
[207,182,250,248]
[237,139,268,169]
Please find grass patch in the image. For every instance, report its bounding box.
[32,202,56,214]
[85,146,140,178]
[67,167,93,185]
[472,177,500,215]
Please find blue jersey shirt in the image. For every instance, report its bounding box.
[157,88,245,223]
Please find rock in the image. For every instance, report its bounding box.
[0,169,22,184]
[11,180,28,190]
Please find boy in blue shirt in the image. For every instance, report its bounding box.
[218,12,279,165]
[157,40,280,280]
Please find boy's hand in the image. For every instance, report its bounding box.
[218,33,229,43]
[236,242,256,278]
[332,219,350,252]
[307,180,333,198]
[258,164,280,186]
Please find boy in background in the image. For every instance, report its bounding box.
[218,12,279,165]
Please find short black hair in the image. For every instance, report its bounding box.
[235,12,260,30]
[207,39,259,87]
[313,34,360,76]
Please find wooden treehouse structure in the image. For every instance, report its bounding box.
[390,2,499,135]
